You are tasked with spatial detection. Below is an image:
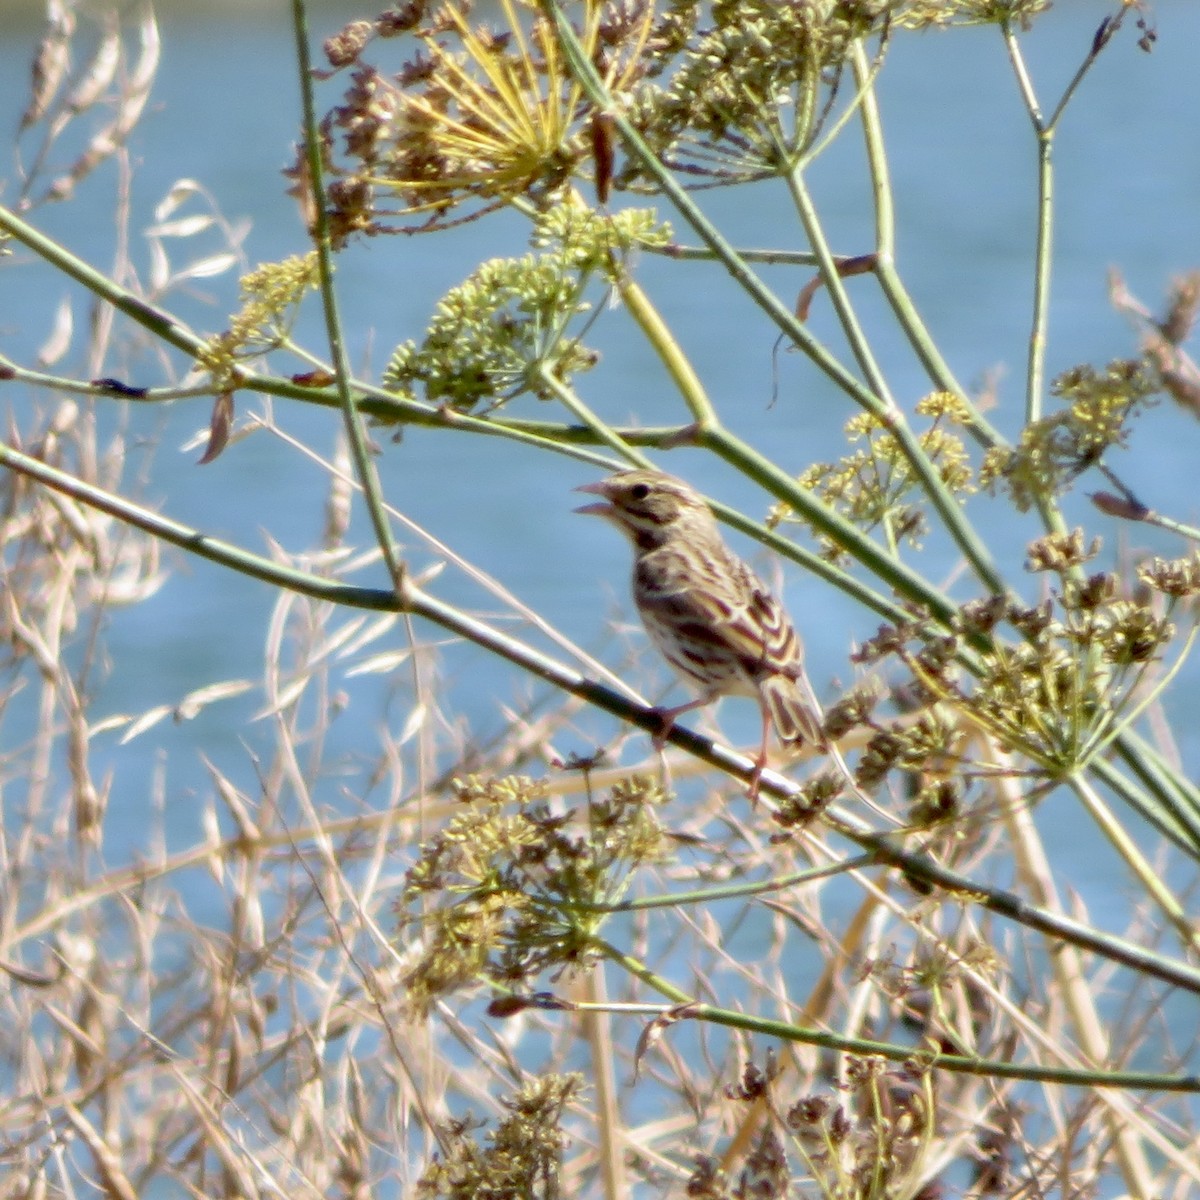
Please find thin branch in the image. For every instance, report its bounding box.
[289,0,403,585]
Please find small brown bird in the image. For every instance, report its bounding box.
[576,468,822,797]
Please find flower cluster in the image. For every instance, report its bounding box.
[382,204,669,409]
[397,773,667,1014]
[195,252,319,387]
[415,1074,582,1200]
[687,1057,936,1200]
[300,0,1073,238]
[980,358,1157,511]
[847,536,1197,792]
[308,1,654,237]
[897,0,1050,30]
[620,0,889,186]
[1138,553,1200,600]
[1130,269,1200,416]
[774,391,975,563]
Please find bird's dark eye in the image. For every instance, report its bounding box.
[630,483,651,501]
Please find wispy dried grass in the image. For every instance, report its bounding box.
[16,0,159,211]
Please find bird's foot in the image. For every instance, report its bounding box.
[745,753,769,805]
[647,706,679,751]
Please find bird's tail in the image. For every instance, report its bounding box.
[761,675,825,748]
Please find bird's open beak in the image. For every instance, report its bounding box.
[573,480,614,518]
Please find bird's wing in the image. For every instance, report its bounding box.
[636,549,803,679]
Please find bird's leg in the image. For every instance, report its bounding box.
[746,705,773,803]
[646,698,708,800]
[647,696,709,750]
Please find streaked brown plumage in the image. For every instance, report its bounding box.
[576,468,822,797]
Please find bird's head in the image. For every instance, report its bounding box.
[575,470,713,549]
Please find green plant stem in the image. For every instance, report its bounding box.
[653,224,989,410]
[1104,736,1200,855]
[614,271,717,428]
[1045,5,1136,133]
[1029,136,1054,423]
[851,41,1003,449]
[570,855,876,913]
[0,439,388,606]
[992,19,1200,860]
[820,809,1200,996]
[1070,773,1200,955]
[0,203,201,358]
[782,163,1004,595]
[591,941,1200,1092]
[0,345,687,464]
[4,435,1196,994]
[290,0,401,585]
[795,38,882,169]
[782,162,891,402]
[648,243,822,267]
[1002,22,1051,425]
[534,367,651,465]
[1137,508,1200,545]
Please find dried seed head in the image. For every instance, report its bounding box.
[1159,271,1200,345]
[1138,554,1200,598]
[821,685,881,740]
[324,19,374,67]
[1025,528,1099,574]
[958,594,1007,635]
